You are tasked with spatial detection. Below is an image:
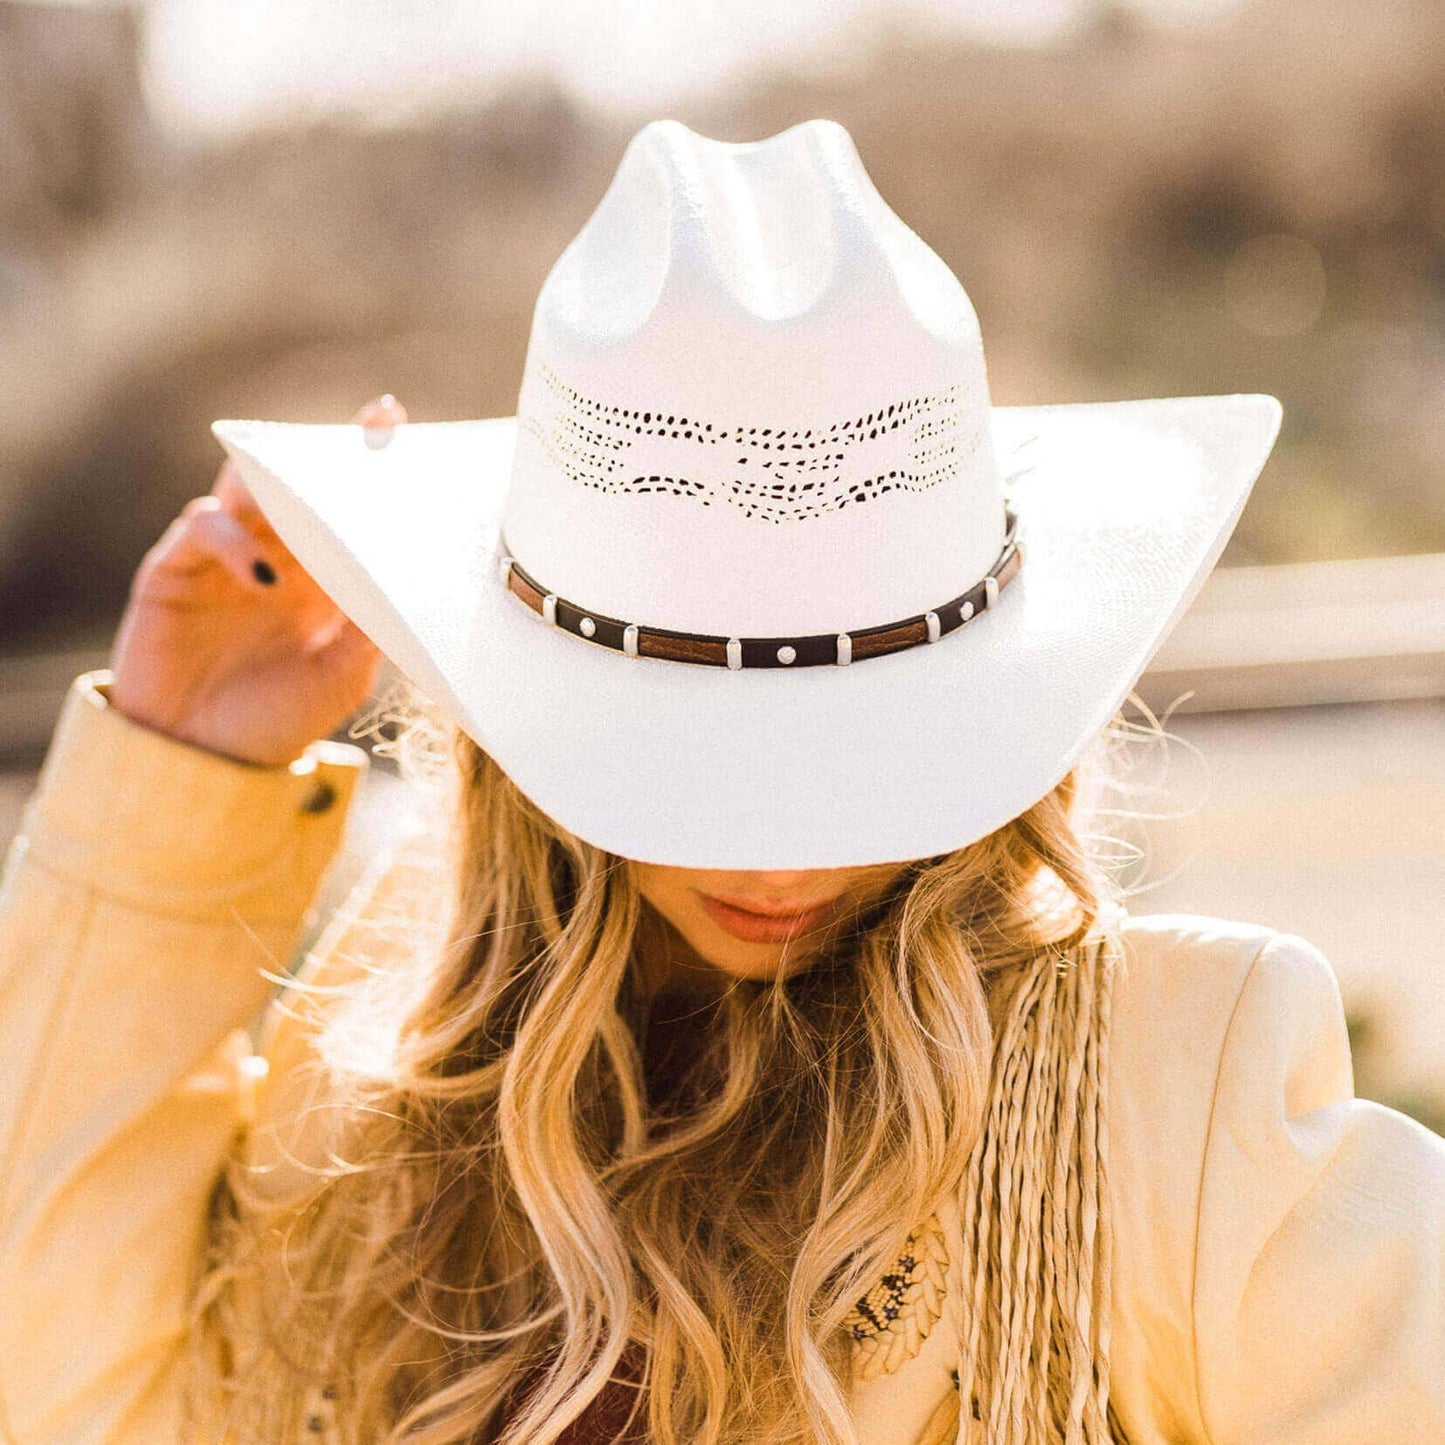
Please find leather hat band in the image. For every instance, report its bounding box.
[500,506,1021,670]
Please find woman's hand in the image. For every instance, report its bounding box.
[108,395,406,766]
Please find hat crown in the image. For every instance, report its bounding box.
[543,118,981,345]
[502,118,1007,637]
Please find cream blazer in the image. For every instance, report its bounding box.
[0,672,1441,1444]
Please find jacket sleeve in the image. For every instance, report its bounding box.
[0,671,367,1443]
[1192,929,1445,1443]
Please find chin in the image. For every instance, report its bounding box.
[694,934,798,981]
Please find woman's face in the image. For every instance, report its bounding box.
[634,862,909,984]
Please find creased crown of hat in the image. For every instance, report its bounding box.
[503,117,1008,644]
[212,117,1281,868]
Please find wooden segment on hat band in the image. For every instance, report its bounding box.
[500,506,1020,669]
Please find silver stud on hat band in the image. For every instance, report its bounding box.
[498,505,1020,670]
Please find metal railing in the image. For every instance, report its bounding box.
[1135,551,1445,716]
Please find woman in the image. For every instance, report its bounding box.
[1,119,1441,1444]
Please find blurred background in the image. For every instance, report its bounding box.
[0,0,1440,1126]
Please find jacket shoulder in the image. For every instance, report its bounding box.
[1112,911,1282,1085]
[1115,910,1285,1033]
[1118,908,1277,969]
[1111,908,1287,1125]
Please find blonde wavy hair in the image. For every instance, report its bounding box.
[191,684,1163,1444]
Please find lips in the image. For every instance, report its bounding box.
[695,891,841,944]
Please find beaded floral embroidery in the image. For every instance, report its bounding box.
[301,1381,339,1436]
[843,1213,950,1381]
[300,1216,951,1425]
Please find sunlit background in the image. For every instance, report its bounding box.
[1,0,1441,1126]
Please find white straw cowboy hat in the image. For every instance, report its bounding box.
[212,117,1280,870]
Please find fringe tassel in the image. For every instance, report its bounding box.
[954,921,1126,1443]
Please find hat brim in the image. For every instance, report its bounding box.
[212,394,1280,868]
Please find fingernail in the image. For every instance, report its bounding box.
[253,559,277,585]
[375,393,397,410]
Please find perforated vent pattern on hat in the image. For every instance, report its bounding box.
[523,363,979,523]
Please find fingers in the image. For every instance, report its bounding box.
[211,458,280,542]
[210,392,408,528]
[154,391,407,602]
[136,496,282,596]
[353,392,408,428]
[315,613,383,688]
